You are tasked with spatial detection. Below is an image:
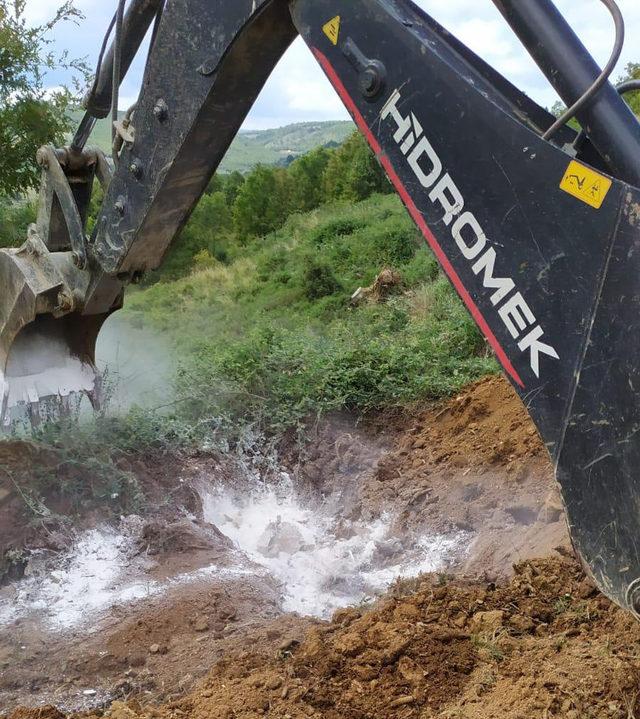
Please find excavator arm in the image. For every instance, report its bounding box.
[3,0,640,616]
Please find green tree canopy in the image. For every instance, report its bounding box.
[222,171,246,206]
[233,165,291,238]
[324,131,390,202]
[288,146,331,213]
[0,1,86,196]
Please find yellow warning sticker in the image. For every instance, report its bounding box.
[560,160,612,209]
[322,15,341,46]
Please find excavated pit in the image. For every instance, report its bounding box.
[0,376,577,717]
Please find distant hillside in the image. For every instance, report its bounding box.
[69,111,354,173]
[230,122,354,171]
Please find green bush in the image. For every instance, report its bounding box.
[124,193,497,436]
[301,259,342,299]
[0,196,36,247]
[309,217,363,246]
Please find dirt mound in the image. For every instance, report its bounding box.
[6,710,63,719]
[373,378,566,577]
[414,375,545,467]
[20,556,637,719]
[134,518,232,557]
[377,375,545,476]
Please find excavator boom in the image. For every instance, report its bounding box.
[3,0,640,616]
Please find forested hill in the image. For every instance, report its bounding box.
[228,122,354,171]
[69,111,354,173]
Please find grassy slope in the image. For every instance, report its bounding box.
[124,194,497,433]
[70,110,353,173]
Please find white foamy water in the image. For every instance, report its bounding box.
[0,474,468,632]
[0,529,154,630]
[201,476,467,618]
[0,527,252,632]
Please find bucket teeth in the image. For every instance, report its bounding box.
[0,234,117,429]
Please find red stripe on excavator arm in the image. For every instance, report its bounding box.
[311,47,525,389]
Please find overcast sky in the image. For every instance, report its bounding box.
[25,0,640,131]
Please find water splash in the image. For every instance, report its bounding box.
[0,474,469,632]
[0,529,153,630]
[200,475,468,618]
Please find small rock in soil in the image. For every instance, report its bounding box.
[193,617,209,633]
[256,520,305,558]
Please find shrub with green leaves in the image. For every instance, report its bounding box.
[0,195,35,247]
[302,259,342,299]
[125,193,497,436]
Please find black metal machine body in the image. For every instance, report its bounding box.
[3,0,640,616]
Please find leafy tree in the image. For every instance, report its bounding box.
[288,147,331,213]
[222,171,245,206]
[0,1,86,196]
[205,174,225,195]
[203,190,234,235]
[233,165,291,238]
[324,131,390,202]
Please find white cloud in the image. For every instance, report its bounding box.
[117,94,139,112]
[244,37,349,129]
[456,18,514,59]
[32,0,640,128]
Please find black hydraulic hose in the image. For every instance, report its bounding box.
[543,0,624,140]
[493,0,640,185]
[72,0,164,152]
[71,10,118,152]
[84,0,163,119]
[616,79,640,95]
[89,11,118,107]
[148,0,165,53]
[112,0,126,151]
[572,79,640,150]
[70,113,97,153]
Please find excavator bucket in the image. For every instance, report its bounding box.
[0,233,107,427]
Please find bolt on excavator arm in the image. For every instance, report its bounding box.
[3,0,640,616]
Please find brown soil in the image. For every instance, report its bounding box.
[5,376,633,719]
[0,441,60,582]
[292,376,566,580]
[16,556,640,719]
[0,443,231,585]
[370,377,566,578]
